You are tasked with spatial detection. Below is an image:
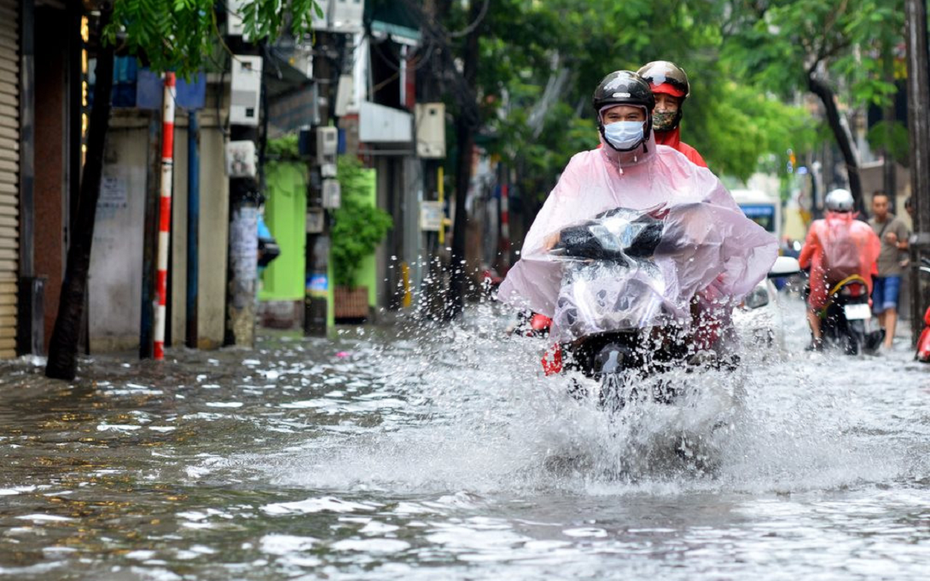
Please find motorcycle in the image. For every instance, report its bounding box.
[544,207,755,410]
[914,258,930,362]
[818,274,884,355]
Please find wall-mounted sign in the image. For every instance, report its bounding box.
[420,201,444,231]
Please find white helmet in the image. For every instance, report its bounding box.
[825,188,854,212]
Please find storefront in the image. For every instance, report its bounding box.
[0,0,21,358]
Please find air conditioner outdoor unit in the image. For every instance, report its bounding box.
[312,0,331,30]
[330,0,364,32]
[226,0,246,36]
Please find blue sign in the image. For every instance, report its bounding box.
[739,204,776,218]
[136,70,207,110]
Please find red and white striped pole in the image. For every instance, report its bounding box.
[153,73,176,360]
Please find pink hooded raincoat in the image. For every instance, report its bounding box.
[498,133,778,342]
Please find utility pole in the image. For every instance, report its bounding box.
[304,32,334,337]
[905,0,930,345]
[224,41,263,347]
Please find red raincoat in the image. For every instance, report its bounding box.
[655,127,707,168]
[798,212,880,310]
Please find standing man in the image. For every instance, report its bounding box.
[636,61,707,167]
[869,191,910,349]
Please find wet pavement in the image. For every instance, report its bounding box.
[2,297,930,580]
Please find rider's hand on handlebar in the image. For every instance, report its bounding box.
[544,232,561,251]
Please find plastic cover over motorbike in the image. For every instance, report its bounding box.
[497,143,778,342]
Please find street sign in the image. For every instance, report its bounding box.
[420,201,444,231]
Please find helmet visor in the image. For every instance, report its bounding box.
[650,82,685,98]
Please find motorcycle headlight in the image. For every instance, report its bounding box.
[742,285,770,310]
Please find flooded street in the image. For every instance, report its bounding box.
[2,296,930,580]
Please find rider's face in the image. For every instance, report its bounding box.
[654,93,681,113]
[602,105,646,124]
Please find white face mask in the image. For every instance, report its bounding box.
[604,121,645,150]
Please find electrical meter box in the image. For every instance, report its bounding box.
[330,0,364,32]
[322,179,341,209]
[334,74,355,117]
[415,103,446,159]
[225,140,256,177]
[230,56,263,126]
[316,126,338,165]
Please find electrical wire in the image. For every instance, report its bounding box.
[447,0,490,38]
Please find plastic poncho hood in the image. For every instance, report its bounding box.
[497,144,778,341]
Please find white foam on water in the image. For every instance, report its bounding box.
[232,300,920,499]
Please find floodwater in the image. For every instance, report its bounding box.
[2,296,930,580]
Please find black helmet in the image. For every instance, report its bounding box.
[592,70,654,151]
[636,61,691,100]
[637,61,690,132]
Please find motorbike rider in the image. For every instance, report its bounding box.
[798,188,881,351]
[526,62,706,338]
[498,70,777,369]
[636,60,707,168]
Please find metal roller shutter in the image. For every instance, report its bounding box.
[0,0,17,358]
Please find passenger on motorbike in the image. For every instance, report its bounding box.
[636,60,707,168]
[798,189,881,351]
[498,70,778,373]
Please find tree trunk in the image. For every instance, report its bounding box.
[445,0,482,319]
[808,74,865,215]
[45,9,114,381]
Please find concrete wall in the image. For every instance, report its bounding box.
[88,98,230,353]
[88,114,148,352]
[169,108,229,350]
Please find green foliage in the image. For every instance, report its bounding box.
[106,0,320,77]
[867,120,910,166]
[442,0,823,202]
[722,0,904,119]
[266,134,300,160]
[331,156,393,288]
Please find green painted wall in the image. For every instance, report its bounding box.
[354,167,378,307]
[259,162,307,301]
[259,161,379,324]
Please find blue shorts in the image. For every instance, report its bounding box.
[871,276,901,313]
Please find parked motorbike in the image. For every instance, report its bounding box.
[818,274,883,355]
[914,258,930,362]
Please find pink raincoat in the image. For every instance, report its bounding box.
[498,132,778,342]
